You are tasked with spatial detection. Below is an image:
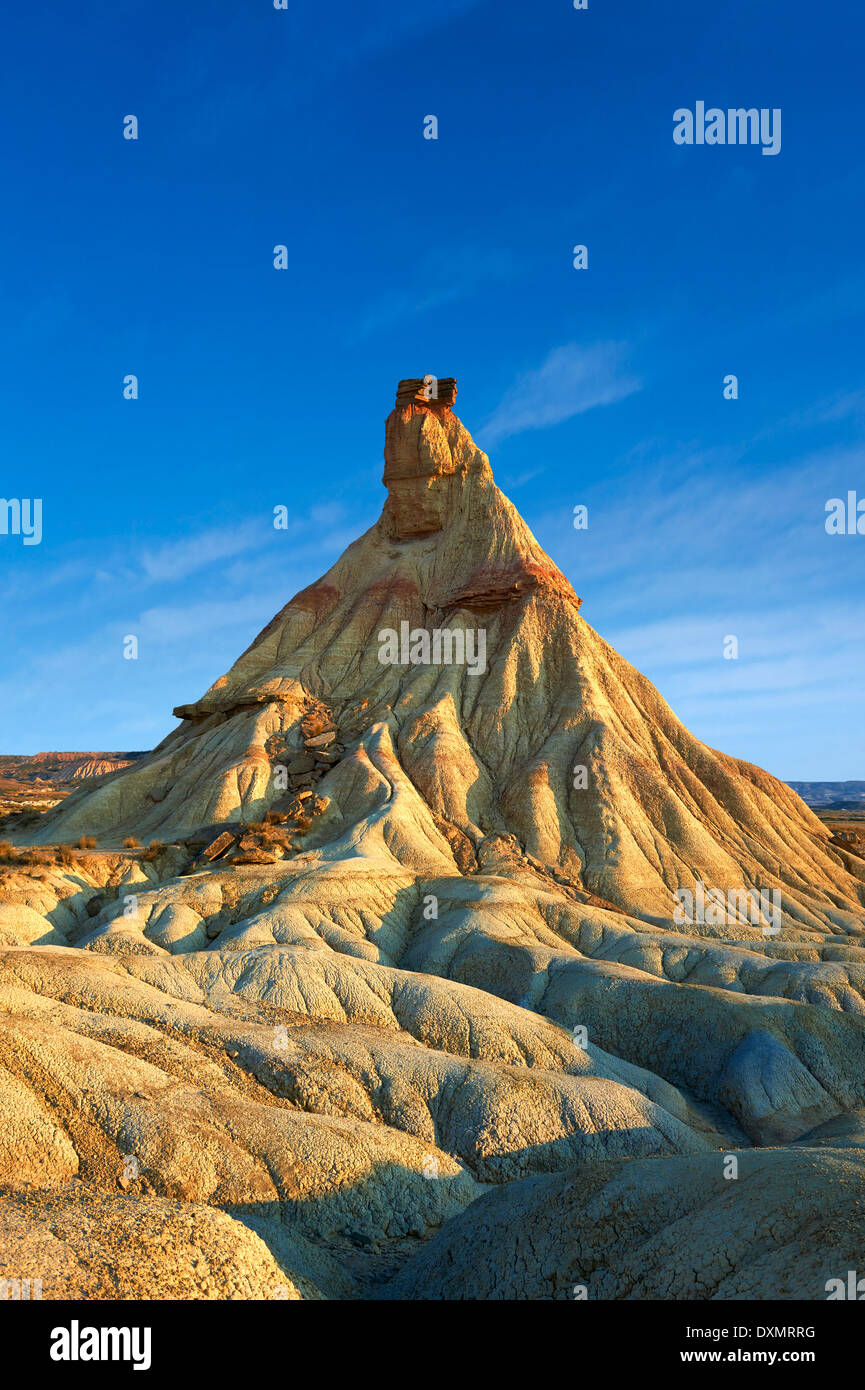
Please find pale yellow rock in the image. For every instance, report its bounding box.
[0,1186,319,1300]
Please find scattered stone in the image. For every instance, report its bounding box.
[197,831,236,863]
[305,731,336,750]
[183,823,243,850]
[232,848,279,865]
[299,699,336,741]
[289,775,315,792]
[286,754,317,774]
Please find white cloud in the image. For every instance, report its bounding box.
[139,521,264,584]
[135,596,284,646]
[480,342,641,446]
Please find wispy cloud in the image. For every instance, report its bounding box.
[350,245,522,342]
[520,440,865,779]
[753,388,865,442]
[134,597,285,647]
[138,504,357,586]
[0,497,376,750]
[140,521,265,584]
[529,440,863,615]
[480,342,641,446]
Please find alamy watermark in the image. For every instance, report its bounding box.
[825,492,865,534]
[674,881,781,934]
[826,1270,865,1299]
[378,622,487,676]
[1,1278,42,1300]
[674,103,781,156]
[1,497,42,545]
[50,1323,151,1370]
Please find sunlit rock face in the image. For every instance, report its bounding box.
[3,378,865,1301]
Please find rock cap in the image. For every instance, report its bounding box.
[395,377,457,408]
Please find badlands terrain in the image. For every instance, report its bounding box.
[0,752,144,819]
[2,378,865,1301]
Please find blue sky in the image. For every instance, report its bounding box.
[1,0,863,778]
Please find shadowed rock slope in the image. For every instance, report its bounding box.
[3,379,865,1300]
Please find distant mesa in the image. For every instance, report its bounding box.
[65,758,137,782]
[0,752,146,815]
[787,781,865,810]
[0,752,145,786]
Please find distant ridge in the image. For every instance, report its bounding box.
[0,752,147,798]
[787,781,865,809]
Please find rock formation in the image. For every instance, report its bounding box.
[2,378,865,1301]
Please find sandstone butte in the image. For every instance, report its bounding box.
[2,379,865,1301]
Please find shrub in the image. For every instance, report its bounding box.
[16,848,51,868]
[123,837,141,850]
[77,836,98,850]
[247,821,295,849]
[0,842,76,870]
